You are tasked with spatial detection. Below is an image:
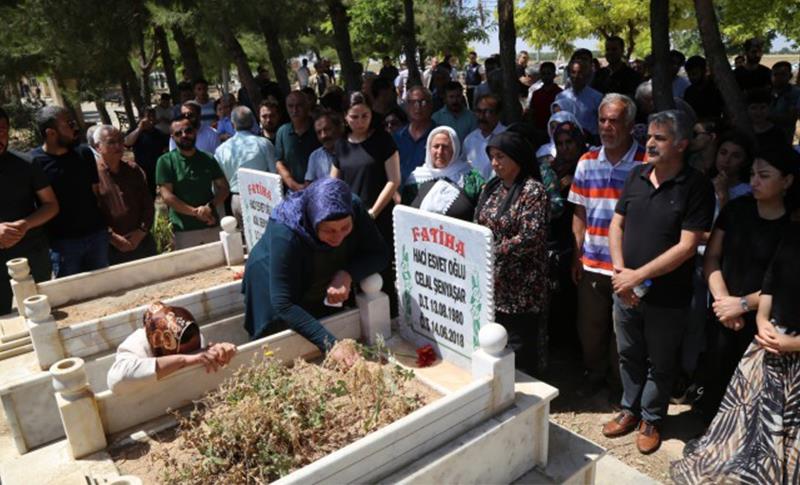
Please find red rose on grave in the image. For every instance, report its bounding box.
[232,270,244,280]
[416,344,436,367]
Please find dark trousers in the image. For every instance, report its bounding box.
[614,297,687,423]
[50,230,110,278]
[496,311,540,373]
[697,314,756,424]
[1,240,51,314]
[576,271,620,386]
[109,233,158,266]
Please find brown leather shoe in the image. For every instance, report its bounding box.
[636,420,661,454]
[602,411,640,438]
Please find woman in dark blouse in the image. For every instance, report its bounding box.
[331,91,400,241]
[672,147,799,484]
[474,131,549,371]
[697,146,796,424]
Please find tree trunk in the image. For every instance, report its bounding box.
[650,0,675,111]
[94,97,112,125]
[498,0,521,123]
[172,26,204,81]
[325,0,360,93]
[120,76,137,126]
[625,20,637,60]
[221,26,262,107]
[154,26,179,100]
[402,0,421,87]
[123,62,145,115]
[259,16,291,96]
[694,0,750,133]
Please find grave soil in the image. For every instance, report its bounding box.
[53,266,243,327]
[110,347,440,483]
[544,342,705,483]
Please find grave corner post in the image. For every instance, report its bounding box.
[219,216,245,266]
[24,294,65,370]
[471,323,515,412]
[50,357,107,458]
[7,258,38,313]
[356,273,391,345]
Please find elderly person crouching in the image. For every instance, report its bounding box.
[475,131,550,372]
[107,302,237,393]
[403,126,485,221]
[242,178,390,366]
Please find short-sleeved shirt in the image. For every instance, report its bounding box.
[155,149,225,232]
[0,150,51,248]
[555,87,603,135]
[567,143,646,275]
[127,127,168,192]
[734,65,772,93]
[305,146,336,182]
[168,124,220,155]
[394,122,436,185]
[334,130,397,208]
[715,196,789,297]
[762,223,800,328]
[214,131,275,193]
[274,121,321,184]
[615,163,715,307]
[29,147,106,240]
[591,64,642,98]
[198,99,216,127]
[463,123,507,180]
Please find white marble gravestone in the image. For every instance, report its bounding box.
[393,206,495,370]
[238,168,284,250]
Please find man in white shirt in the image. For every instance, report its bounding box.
[463,93,506,180]
[297,58,311,89]
[168,101,220,154]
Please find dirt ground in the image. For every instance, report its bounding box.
[542,342,705,483]
[53,266,241,326]
[110,357,440,483]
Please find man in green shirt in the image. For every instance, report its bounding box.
[156,114,229,250]
[274,91,321,192]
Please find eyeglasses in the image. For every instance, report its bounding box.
[407,99,429,107]
[173,127,195,137]
[474,108,496,115]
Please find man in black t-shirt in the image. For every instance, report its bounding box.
[603,110,714,454]
[592,36,642,98]
[30,106,109,277]
[0,107,59,313]
[733,38,772,94]
[123,107,168,196]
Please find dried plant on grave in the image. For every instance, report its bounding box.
[155,339,433,484]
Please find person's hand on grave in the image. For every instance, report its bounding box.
[207,342,237,367]
[110,231,135,252]
[326,270,352,305]
[186,350,221,373]
[328,341,360,368]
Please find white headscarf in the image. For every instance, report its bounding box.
[537,111,583,159]
[408,126,472,186]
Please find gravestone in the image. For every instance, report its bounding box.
[238,168,284,250]
[393,206,495,370]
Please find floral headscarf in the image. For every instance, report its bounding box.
[143,301,199,356]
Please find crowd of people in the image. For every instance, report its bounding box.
[2,35,800,482]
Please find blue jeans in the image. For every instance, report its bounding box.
[50,230,110,278]
[613,296,687,423]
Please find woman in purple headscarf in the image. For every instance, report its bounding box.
[242,178,389,362]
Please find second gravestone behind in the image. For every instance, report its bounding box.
[238,168,284,250]
[393,205,495,370]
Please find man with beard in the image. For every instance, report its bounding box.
[463,93,506,180]
[1,107,59,312]
[157,114,230,250]
[30,106,108,277]
[258,99,283,146]
[168,101,219,154]
[592,36,642,98]
[605,110,713,454]
[432,81,478,144]
[305,110,343,183]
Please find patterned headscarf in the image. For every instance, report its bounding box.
[143,301,199,357]
[270,177,353,250]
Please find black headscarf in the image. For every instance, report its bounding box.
[475,131,538,216]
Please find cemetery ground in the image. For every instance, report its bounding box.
[545,339,704,483]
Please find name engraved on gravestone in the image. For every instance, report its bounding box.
[238,168,284,250]
[393,206,495,369]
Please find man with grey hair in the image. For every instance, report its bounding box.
[93,125,156,264]
[603,110,714,454]
[395,85,436,185]
[214,105,275,229]
[568,93,645,401]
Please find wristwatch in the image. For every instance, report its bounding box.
[739,297,750,312]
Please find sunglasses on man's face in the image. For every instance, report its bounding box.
[173,127,195,137]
